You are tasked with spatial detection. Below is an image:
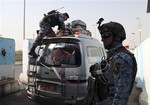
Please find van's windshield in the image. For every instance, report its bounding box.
[39,42,81,67]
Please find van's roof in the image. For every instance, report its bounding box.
[42,34,101,45]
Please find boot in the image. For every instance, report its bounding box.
[28,46,38,58]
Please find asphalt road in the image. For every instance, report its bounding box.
[0,90,40,105]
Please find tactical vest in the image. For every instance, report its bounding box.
[115,46,137,94]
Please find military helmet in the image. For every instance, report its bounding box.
[99,21,126,41]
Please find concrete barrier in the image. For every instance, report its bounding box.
[0,80,20,96]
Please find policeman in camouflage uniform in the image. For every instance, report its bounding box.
[28,11,69,58]
[89,20,137,105]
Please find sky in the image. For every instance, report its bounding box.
[0,0,150,51]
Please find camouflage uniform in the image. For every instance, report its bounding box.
[33,13,66,47]
[29,12,69,58]
[88,20,138,105]
[95,44,137,105]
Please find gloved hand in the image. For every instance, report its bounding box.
[90,60,107,78]
[90,63,98,78]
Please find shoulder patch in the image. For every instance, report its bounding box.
[113,62,121,75]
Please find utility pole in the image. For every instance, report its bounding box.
[136,17,142,44]
[131,32,136,49]
[92,24,96,35]
[23,0,26,39]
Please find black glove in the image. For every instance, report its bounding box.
[90,63,96,73]
[90,60,107,78]
[90,63,98,78]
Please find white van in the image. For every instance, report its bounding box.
[27,33,106,105]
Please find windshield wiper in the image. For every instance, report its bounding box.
[38,62,61,79]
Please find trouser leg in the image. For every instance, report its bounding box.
[33,33,44,47]
[29,21,55,57]
[29,33,45,58]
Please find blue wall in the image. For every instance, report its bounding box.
[0,38,15,65]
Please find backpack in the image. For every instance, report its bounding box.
[47,10,57,15]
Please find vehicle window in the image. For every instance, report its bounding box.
[87,46,104,63]
[39,42,81,67]
[99,47,106,59]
